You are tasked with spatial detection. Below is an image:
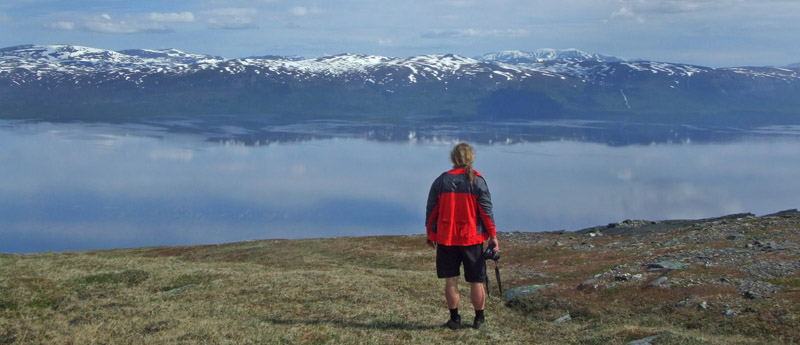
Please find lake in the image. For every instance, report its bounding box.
[1,118,799,253]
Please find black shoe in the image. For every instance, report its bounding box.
[472,317,485,329]
[444,317,461,330]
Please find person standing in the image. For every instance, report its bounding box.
[426,142,499,330]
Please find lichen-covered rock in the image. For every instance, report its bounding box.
[503,284,556,303]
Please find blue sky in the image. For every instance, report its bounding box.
[0,0,798,67]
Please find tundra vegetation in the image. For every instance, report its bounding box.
[1,211,799,344]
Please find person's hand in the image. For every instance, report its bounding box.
[488,236,499,252]
[426,239,436,249]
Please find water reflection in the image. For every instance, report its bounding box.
[138,117,795,146]
[1,120,799,253]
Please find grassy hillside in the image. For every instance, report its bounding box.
[1,211,799,344]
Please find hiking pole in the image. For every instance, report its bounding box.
[485,275,490,297]
[494,261,503,295]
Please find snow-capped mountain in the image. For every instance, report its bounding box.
[477,49,627,64]
[1,44,799,123]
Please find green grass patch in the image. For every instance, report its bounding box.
[75,269,150,288]
[0,292,17,311]
[505,292,560,316]
[761,277,800,289]
[27,290,64,309]
[160,272,217,292]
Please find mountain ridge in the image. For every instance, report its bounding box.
[1,44,799,124]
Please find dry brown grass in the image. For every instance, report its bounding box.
[2,230,799,344]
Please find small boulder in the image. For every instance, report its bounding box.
[726,234,746,241]
[554,314,572,323]
[578,278,600,291]
[744,291,763,300]
[504,284,556,304]
[627,334,663,345]
[648,261,688,271]
[615,273,632,281]
[675,296,694,307]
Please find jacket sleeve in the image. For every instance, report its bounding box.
[425,176,441,237]
[476,177,496,237]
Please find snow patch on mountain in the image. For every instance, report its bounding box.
[1,44,798,88]
[477,49,626,64]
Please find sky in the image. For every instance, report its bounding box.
[0,0,798,67]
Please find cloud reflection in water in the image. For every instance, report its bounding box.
[1,121,799,253]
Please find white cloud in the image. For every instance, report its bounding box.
[147,12,195,23]
[290,6,308,16]
[47,21,76,30]
[611,0,743,22]
[290,6,322,16]
[207,8,259,17]
[422,28,527,39]
[82,13,169,34]
[149,149,194,162]
[440,0,475,8]
[208,17,258,29]
[206,8,259,30]
[611,7,645,23]
[47,11,196,34]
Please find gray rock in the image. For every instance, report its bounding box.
[627,334,663,345]
[504,284,556,303]
[724,309,736,318]
[744,291,763,300]
[699,301,709,310]
[554,314,572,323]
[648,261,688,270]
[571,242,596,250]
[726,234,746,241]
[648,277,669,288]
[615,273,632,281]
[675,296,695,307]
[529,273,551,279]
[578,278,600,291]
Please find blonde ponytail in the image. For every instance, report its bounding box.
[450,142,476,184]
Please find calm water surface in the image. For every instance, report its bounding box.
[1,120,799,253]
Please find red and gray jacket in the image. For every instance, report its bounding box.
[426,168,496,246]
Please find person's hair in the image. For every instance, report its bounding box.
[450,142,476,184]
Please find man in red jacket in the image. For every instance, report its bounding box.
[426,142,499,330]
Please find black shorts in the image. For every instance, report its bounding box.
[436,243,487,283]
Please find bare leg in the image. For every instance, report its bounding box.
[445,277,460,309]
[470,282,485,311]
